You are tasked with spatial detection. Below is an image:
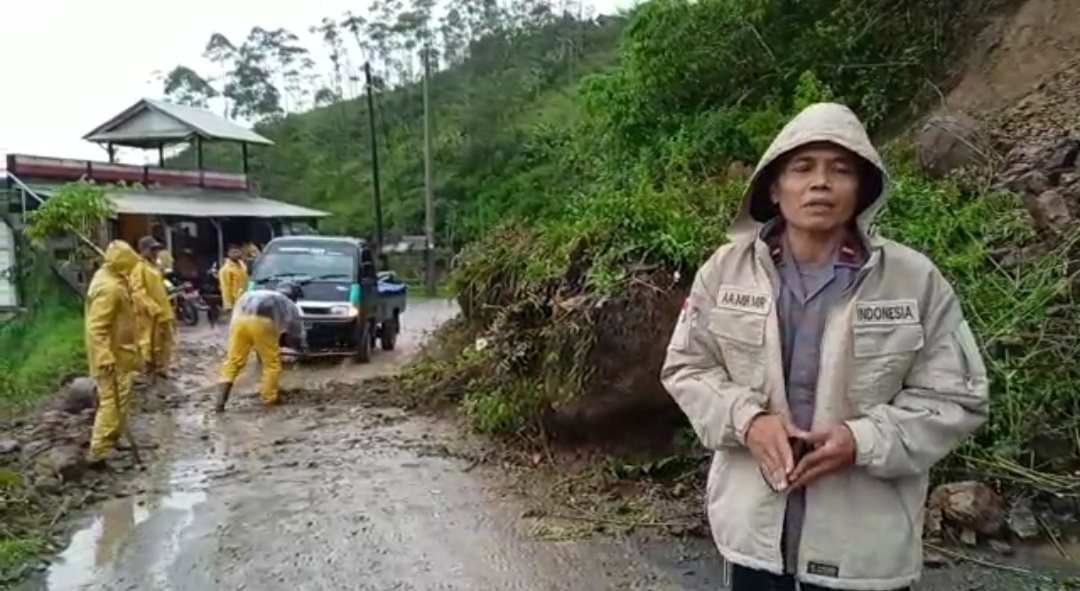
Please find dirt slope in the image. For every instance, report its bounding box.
[945,0,1080,141]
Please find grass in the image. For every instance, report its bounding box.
[0,262,83,417]
[0,538,44,585]
[0,254,84,585]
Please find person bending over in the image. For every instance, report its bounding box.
[216,282,305,411]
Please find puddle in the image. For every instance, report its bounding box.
[44,453,220,591]
[43,408,223,591]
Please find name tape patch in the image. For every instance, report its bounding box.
[716,287,771,316]
[854,299,919,325]
[806,561,840,578]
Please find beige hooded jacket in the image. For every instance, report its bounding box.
[661,103,990,590]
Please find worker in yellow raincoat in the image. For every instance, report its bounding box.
[241,241,261,264]
[156,248,174,272]
[130,236,175,379]
[218,244,249,316]
[86,240,142,465]
[215,282,306,412]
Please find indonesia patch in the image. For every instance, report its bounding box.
[854,299,919,325]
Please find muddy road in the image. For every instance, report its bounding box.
[16,298,1076,591]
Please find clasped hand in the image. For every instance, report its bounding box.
[745,414,856,492]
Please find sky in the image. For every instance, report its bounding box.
[0,0,632,164]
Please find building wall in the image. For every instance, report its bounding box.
[0,218,19,309]
[117,214,152,246]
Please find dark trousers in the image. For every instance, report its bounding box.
[731,565,910,591]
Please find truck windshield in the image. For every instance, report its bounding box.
[252,243,357,284]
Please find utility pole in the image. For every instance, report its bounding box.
[363,61,386,269]
[422,47,436,296]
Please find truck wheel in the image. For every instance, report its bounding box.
[353,320,372,363]
[380,313,399,351]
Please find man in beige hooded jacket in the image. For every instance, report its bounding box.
[661,103,989,591]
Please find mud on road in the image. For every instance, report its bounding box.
[14,298,1078,591]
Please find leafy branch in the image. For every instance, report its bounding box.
[22,180,116,252]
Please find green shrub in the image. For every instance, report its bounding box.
[0,251,83,415]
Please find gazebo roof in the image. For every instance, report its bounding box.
[82,98,273,148]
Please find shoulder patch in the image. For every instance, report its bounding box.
[716,286,771,316]
[854,299,919,325]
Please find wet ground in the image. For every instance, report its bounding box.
[15,298,1080,590]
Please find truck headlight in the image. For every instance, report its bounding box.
[329,305,358,317]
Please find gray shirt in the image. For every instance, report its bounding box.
[769,227,863,573]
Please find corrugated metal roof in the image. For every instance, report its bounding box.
[83,98,273,147]
[30,184,328,219]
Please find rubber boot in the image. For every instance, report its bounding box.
[214,382,233,413]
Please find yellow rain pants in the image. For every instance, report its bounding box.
[145,320,175,377]
[130,259,175,377]
[86,241,142,462]
[89,370,134,461]
[219,314,282,404]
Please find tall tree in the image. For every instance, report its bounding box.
[203,33,239,118]
[160,66,218,108]
[222,28,284,121]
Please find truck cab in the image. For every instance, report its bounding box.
[249,235,395,362]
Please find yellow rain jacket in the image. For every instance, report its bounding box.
[130,257,175,374]
[156,249,174,271]
[130,258,174,322]
[85,240,142,461]
[219,258,249,311]
[86,241,142,376]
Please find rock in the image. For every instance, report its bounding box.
[989,539,1014,556]
[0,439,20,454]
[927,481,1005,536]
[40,410,66,426]
[1035,137,1080,172]
[993,136,1080,235]
[924,506,945,542]
[22,439,51,459]
[32,445,87,483]
[916,113,990,178]
[1024,188,1073,235]
[960,528,978,546]
[1000,169,1050,195]
[922,549,949,568]
[1007,497,1040,539]
[60,377,98,415]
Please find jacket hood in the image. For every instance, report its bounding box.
[730,102,889,240]
[102,240,140,274]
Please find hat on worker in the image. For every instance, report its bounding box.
[137,235,164,251]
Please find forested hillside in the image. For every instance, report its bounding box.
[160,0,624,245]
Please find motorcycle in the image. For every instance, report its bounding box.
[164,270,208,327]
[202,263,223,326]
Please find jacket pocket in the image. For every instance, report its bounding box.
[801,472,926,583]
[708,309,766,389]
[850,324,924,406]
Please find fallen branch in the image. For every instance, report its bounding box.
[924,543,1052,582]
[542,509,693,530]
